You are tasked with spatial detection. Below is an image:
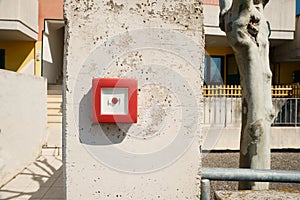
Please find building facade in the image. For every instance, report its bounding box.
[1,0,298,95]
[0,0,38,75]
[0,0,63,80]
[202,0,300,150]
[0,1,299,152]
[203,0,299,86]
[0,1,64,186]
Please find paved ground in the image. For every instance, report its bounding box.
[202,151,300,199]
[0,155,63,200]
[0,152,299,199]
[215,190,300,200]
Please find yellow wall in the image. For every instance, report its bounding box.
[205,46,234,56]
[279,62,300,84]
[35,41,42,76]
[0,41,35,72]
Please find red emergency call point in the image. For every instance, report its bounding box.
[111,97,119,105]
[92,78,138,123]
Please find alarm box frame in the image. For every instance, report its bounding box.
[92,78,138,123]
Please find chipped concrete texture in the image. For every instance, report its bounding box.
[64,0,204,199]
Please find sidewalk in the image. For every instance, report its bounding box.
[0,155,63,200]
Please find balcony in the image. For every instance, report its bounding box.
[203,84,300,127]
[272,15,300,62]
[203,0,296,43]
[0,0,38,41]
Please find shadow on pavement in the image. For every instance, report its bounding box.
[0,156,63,200]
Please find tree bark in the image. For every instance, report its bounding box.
[219,0,274,190]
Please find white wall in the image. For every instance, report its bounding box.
[18,59,35,75]
[64,0,204,199]
[42,20,64,84]
[272,16,300,62]
[264,0,296,39]
[202,126,300,150]
[0,0,38,32]
[0,70,47,187]
[0,0,38,40]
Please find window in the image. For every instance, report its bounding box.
[297,0,300,15]
[293,70,300,83]
[204,56,224,85]
[0,49,4,69]
[226,54,240,85]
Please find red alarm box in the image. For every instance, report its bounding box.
[92,78,138,123]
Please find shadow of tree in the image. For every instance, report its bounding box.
[0,156,63,200]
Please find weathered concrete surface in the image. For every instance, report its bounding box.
[215,190,300,200]
[0,70,47,187]
[64,0,204,199]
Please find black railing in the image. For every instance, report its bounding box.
[273,98,299,126]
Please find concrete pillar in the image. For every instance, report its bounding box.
[64,0,204,199]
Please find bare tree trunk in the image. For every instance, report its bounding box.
[219,0,275,190]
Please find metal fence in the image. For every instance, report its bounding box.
[202,97,241,126]
[203,97,300,127]
[273,98,300,126]
[201,168,300,200]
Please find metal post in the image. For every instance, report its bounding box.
[214,97,217,124]
[201,179,210,200]
[285,100,288,125]
[279,100,285,124]
[219,97,221,124]
[224,97,227,127]
[209,97,212,124]
[230,97,233,124]
[204,97,206,124]
[295,98,298,127]
[290,99,293,125]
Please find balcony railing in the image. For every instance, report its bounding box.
[203,84,300,127]
[273,98,300,126]
[203,84,300,98]
[203,0,219,5]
